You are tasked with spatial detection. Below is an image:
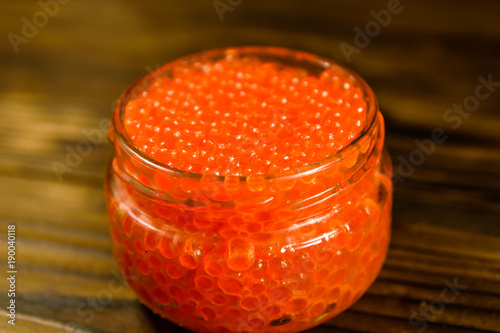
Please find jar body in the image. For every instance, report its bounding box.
[104,46,392,333]
[104,122,391,333]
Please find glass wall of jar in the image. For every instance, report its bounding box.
[105,47,392,333]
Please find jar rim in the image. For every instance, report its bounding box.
[111,46,379,182]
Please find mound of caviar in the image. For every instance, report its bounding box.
[124,55,366,176]
[106,47,392,333]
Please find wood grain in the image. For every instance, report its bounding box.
[1,0,499,332]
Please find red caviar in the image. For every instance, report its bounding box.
[124,55,366,175]
[105,47,392,333]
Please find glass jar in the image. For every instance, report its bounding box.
[105,47,392,333]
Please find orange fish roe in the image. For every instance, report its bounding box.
[124,55,366,176]
[105,47,392,333]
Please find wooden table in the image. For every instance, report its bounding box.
[1,0,499,332]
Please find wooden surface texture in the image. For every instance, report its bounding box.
[0,0,499,332]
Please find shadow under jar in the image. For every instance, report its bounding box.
[104,47,392,333]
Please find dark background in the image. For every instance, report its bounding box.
[1,0,499,332]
